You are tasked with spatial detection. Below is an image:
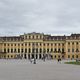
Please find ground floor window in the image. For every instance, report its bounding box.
[54,55,56,58]
[72,55,74,58]
[68,55,70,58]
[76,55,78,58]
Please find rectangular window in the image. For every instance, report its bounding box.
[68,49,70,52]
[68,42,70,45]
[18,49,20,53]
[11,44,13,46]
[11,49,13,53]
[4,44,6,46]
[68,55,70,58]
[25,49,27,53]
[21,49,23,53]
[55,43,56,46]
[72,49,74,52]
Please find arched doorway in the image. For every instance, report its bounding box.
[31,54,34,59]
[28,54,30,59]
[39,54,42,59]
[36,54,38,59]
[24,54,27,59]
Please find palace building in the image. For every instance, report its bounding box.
[0,32,80,59]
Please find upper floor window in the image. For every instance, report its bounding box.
[72,42,74,45]
[26,36,27,39]
[68,49,70,52]
[14,49,16,53]
[8,44,9,46]
[28,48,31,53]
[40,48,42,53]
[51,48,53,52]
[18,44,20,46]
[32,43,35,46]
[29,36,31,39]
[40,35,42,39]
[62,43,64,46]
[7,49,9,53]
[76,49,79,52]
[55,43,56,46]
[18,49,20,53]
[15,44,16,46]
[76,42,78,45]
[47,43,49,46]
[47,49,49,53]
[43,43,45,46]
[11,49,13,53]
[33,36,34,39]
[4,49,6,53]
[51,43,53,46]
[21,49,23,53]
[11,44,13,46]
[36,43,38,46]
[72,49,74,52]
[62,48,64,52]
[25,43,27,46]
[4,44,6,46]
[54,48,57,52]
[58,43,60,46]
[36,35,38,39]
[58,48,61,52]
[22,44,23,46]
[68,42,70,45]
[29,43,30,46]
[40,43,41,46]
[25,49,27,53]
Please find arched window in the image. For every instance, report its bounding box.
[11,49,13,53]
[25,49,27,53]
[14,49,16,53]
[28,48,31,53]
[68,49,70,52]
[7,49,9,53]
[51,48,53,52]
[72,49,74,52]
[47,49,49,53]
[36,48,38,53]
[40,48,42,53]
[21,49,23,53]
[43,49,46,53]
[62,48,64,52]
[68,55,70,58]
[58,49,61,52]
[76,55,78,58]
[4,49,6,53]
[54,48,57,52]
[72,55,74,58]
[76,49,79,52]
[29,35,31,39]
[18,49,20,53]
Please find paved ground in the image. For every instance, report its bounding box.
[0,59,80,80]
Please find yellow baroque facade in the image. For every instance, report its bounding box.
[0,32,80,59]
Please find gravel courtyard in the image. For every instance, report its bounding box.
[0,59,80,80]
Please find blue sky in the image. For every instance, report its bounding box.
[0,0,80,36]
